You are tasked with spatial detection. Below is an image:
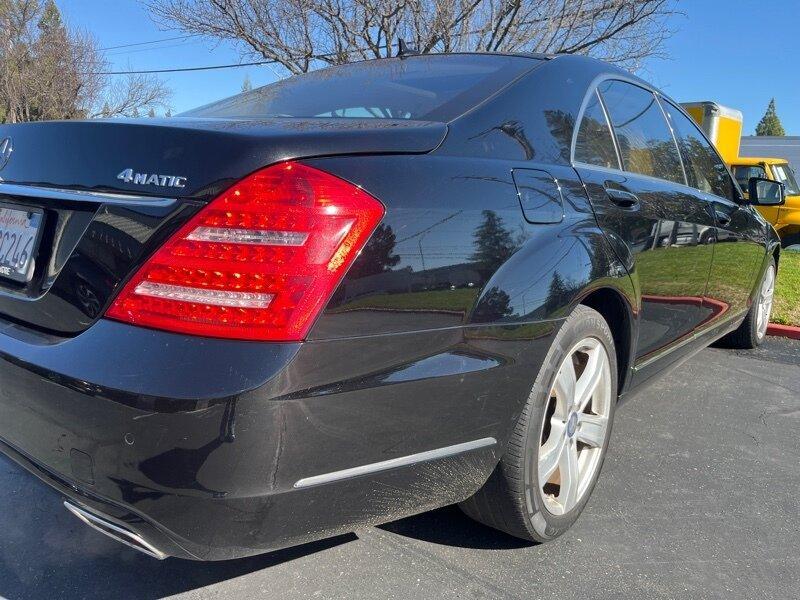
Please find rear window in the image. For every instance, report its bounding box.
[598,80,685,185]
[574,89,620,169]
[182,55,538,122]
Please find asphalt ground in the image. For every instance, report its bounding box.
[0,337,798,599]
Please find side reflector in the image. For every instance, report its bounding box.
[105,162,384,341]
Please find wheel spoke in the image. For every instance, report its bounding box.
[575,346,605,412]
[558,441,579,511]
[538,420,566,487]
[576,413,608,448]
[553,357,577,414]
[757,266,776,336]
[763,269,774,296]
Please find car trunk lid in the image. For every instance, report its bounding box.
[0,117,446,335]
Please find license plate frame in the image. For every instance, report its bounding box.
[0,203,44,284]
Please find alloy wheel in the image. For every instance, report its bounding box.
[756,264,776,340]
[537,337,612,516]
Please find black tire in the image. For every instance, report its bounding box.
[781,232,800,250]
[717,256,776,349]
[459,305,617,543]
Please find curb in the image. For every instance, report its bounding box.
[767,323,800,340]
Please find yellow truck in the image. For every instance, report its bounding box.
[682,101,800,248]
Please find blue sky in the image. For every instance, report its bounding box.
[60,0,800,133]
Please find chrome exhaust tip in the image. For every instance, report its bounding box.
[64,501,168,560]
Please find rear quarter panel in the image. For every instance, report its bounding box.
[286,152,635,527]
[305,154,632,340]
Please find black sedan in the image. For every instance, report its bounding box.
[0,52,782,560]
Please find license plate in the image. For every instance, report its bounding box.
[0,206,43,283]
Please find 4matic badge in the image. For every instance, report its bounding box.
[117,168,187,188]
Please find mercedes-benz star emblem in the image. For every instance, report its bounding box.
[0,138,12,171]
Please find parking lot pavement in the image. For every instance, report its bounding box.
[0,338,798,600]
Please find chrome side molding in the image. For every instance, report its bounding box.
[0,182,177,207]
[294,437,497,489]
[63,501,168,560]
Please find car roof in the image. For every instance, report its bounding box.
[398,50,554,61]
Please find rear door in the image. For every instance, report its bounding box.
[660,100,764,326]
[573,80,716,360]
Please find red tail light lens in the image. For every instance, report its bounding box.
[105,162,384,341]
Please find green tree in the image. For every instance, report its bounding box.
[755,99,786,136]
[347,224,400,278]
[0,0,170,123]
[471,210,519,277]
[32,0,77,120]
[38,0,62,30]
[543,272,574,317]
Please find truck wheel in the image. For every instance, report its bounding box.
[781,233,800,251]
[460,305,617,542]
[719,257,776,349]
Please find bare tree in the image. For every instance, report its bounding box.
[146,0,677,75]
[0,0,171,123]
[92,73,170,119]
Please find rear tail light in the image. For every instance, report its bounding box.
[105,162,384,341]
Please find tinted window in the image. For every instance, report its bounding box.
[733,165,766,191]
[574,90,620,169]
[661,101,735,199]
[183,55,538,122]
[598,81,685,185]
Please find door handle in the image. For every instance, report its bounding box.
[715,210,732,227]
[604,187,640,208]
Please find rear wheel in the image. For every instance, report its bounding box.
[719,258,776,349]
[460,305,617,542]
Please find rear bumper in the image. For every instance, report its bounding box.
[0,318,557,560]
[0,435,196,559]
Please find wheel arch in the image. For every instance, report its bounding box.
[577,286,636,396]
[765,234,781,282]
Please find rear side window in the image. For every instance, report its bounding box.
[182,55,538,122]
[598,81,685,185]
[574,90,620,169]
[661,101,735,200]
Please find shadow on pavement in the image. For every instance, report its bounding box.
[378,505,534,550]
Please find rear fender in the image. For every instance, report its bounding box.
[469,164,636,326]
[304,155,635,340]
